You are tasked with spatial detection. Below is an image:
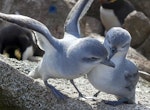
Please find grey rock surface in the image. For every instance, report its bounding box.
[81,16,103,36]
[124,11,150,59]
[124,11,150,48]
[128,0,150,19]
[137,36,150,60]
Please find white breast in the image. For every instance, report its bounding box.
[100,6,121,31]
[88,55,126,94]
[88,64,114,91]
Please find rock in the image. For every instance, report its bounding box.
[81,16,103,36]
[128,0,150,19]
[123,11,150,47]
[123,11,150,59]
[137,35,150,60]
[139,71,150,82]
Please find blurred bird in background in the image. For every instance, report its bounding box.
[99,0,135,31]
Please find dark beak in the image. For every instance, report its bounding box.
[108,52,113,60]
[101,59,115,68]
[108,47,117,60]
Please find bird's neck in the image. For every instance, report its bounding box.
[102,0,124,9]
[111,52,126,65]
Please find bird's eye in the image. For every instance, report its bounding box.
[111,47,117,53]
[82,57,99,62]
[90,57,99,61]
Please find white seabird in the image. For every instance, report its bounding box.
[87,27,139,106]
[0,0,114,100]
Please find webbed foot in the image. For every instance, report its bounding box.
[102,98,130,106]
[93,91,101,97]
[44,81,68,100]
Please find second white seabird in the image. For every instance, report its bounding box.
[87,27,139,106]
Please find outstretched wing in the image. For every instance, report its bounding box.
[64,0,94,38]
[0,13,59,51]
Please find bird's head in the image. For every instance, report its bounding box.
[104,27,131,59]
[67,37,115,71]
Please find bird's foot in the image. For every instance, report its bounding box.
[77,93,96,100]
[44,81,68,100]
[76,93,87,100]
[50,86,68,100]
[93,91,101,97]
[70,80,96,100]
[102,98,129,106]
[78,92,86,98]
